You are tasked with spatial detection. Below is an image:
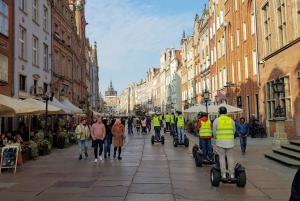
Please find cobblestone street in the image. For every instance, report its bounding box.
[0,129,296,201]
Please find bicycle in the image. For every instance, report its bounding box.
[254,123,267,138]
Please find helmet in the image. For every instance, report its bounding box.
[171,112,174,115]
[178,111,182,115]
[166,112,168,115]
[218,106,227,115]
[198,112,207,118]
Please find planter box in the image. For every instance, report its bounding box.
[39,146,47,156]
[21,151,31,163]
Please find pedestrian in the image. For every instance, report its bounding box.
[213,106,236,179]
[236,117,249,155]
[121,117,126,127]
[153,112,161,140]
[196,112,213,161]
[104,119,112,158]
[91,117,97,148]
[177,111,185,143]
[146,116,151,132]
[75,119,90,160]
[91,117,106,162]
[165,112,170,131]
[249,114,256,138]
[111,119,125,160]
[127,116,133,134]
[141,116,147,134]
[290,168,300,201]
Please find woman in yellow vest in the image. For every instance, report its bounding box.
[197,112,213,161]
[212,106,236,179]
[177,111,185,143]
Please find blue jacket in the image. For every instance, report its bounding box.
[290,168,300,201]
[236,123,249,135]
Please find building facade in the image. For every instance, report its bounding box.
[105,81,118,114]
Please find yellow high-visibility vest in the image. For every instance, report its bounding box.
[216,115,234,140]
[153,116,160,127]
[199,120,212,137]
[171,115,175,123]
[165,115,170,122]
[177,117,184,127]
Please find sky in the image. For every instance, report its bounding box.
[85,0,208,97]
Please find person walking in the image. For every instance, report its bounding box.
[91,117,97,148]
[237,117,249,155]
[127,116,133,134]
[111,119,125,160]
[213,106,236,179]
[249,114,256,138]
[104,119,112,158]
[177,111,185,143]
[75,119,90,160]
[91,117,106,162]
[146,116,151,132]
[141,117,147,134]
[196,112,213,161]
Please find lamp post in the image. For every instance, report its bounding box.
[203,89,210,114]
[271,77,287,148]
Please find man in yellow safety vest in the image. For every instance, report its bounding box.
[165,112,171,131]
[197,112,213,162]
[213,106,236,179]
[177,111,185,143]
[153,112,161,140]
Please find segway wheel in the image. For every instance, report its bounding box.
[210,168,221,187]
[173,138,178,147]
[215,154,220,166]
[192,146,197,158]
[151,136,154,145]
[236,171,247,187]
[184,139,189,147]
[161,136,165,145]
[195,153,202,167]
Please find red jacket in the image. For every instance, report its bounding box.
[196,116,212,139]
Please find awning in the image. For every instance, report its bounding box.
[48,97,71,114]
[23,98,65,115]
[61,99,83,114]
[0,94,44,117]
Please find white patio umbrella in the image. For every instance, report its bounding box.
[184,104,215,113]
[209,103,243,114]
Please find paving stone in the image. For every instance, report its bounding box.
[31,194,80,201]
[97,176,134,181]
[224,196,272,201]
[217,186,266,196]
[137,167,170,173]
[52,181,94,188]
[0,191,37,201]
[92,180,131,187]
[250,180,292,189]
[261,189,291,200]
[129,184,172,194]
[42,187,87,194]
[7,182,54,192]
[172,181,214,190]
[111,163,140,167]
[135,172,170,178]
[77,197,125,201]
[125,193,174,201]
[173,189,222,200]
[133,177,171,184]
[84,186,129,197]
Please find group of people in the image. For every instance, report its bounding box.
[75,116,125,162]
[126,116,152,134]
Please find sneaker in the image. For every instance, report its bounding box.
[242,152,245,155]
[85,152,88,157]
[94,159,97,163]
[118,156,122,160]
[99,156,103,161]
[78,155,82,160]
[104,154,107,158]
[113,153,116,158]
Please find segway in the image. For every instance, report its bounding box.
[164,123,171,134]
[210,156,246,187]
[193,144,220,167]
[173,134,189,147]
[151,126,164,145]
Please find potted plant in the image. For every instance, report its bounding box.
[21,143,31,163]
[57,131,66,149]
[68,131,77,144]
[28,141,39,159]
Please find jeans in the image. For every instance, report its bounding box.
[104,135,111,155]
[128,125,133,134]
[217,147,234,175]
[154,126,161,139]
[166,122,170,130]
[200,138,212,158]
[239,135,247,153]
[177,127,184,142]
[170,123,175,133]
[78,139,88,155]
[94,139,104,159]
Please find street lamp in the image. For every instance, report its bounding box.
[271,78,285,118]
[203,89,210,114]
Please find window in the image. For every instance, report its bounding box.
[236,29,240,47]
[33,80,37,94]
[61,56,66,76]
[19,75,27,91]
[235,0,238,11]
[68,59,71,78]
[54,51,59,73]
[222,36,225,56]
[43,7,48,31]
[67,36,71,45]
[230,35,233,51]
[43,83,48,93]
[219,70,223,89]
[297,1,300,36]
[217,40,221,59]
[33,37,38,65]
[19,27,26,59]
[231,64,235,83]
[244,55,248,79]
[243,22,247,41]
[252,49,257,75]
[223,68,226,87]
[276,0,287,48]
[20,0,26,11]
[251,13,255,35]
[262,3,271,56]
[220,10,224,25]
[54,23,58,32]
[217,16,220,29]
[0,1,8,36]
[0,54,8,82]
[211,50,214,64]
[43,44,48,70]
[238,60,241,82]
[33,0,38,22]
[61,30,64,41]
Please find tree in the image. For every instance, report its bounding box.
[133,104,145,116]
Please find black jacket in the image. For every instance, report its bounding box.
[290,168,300,201]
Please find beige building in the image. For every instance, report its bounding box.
[105,80,118,115]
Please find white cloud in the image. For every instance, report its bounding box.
[85,0,195,94]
